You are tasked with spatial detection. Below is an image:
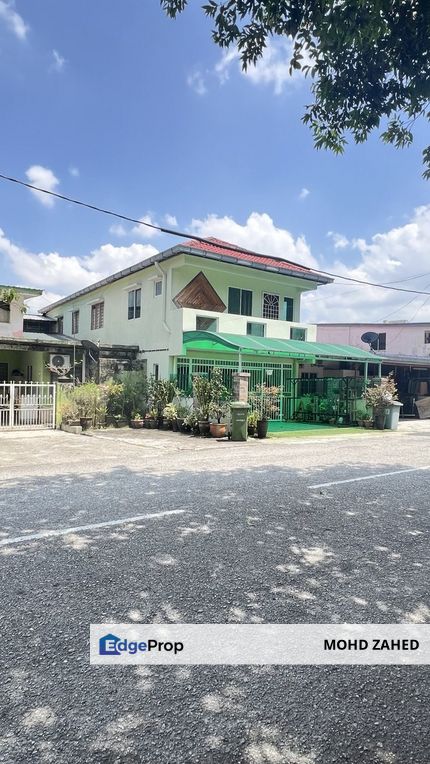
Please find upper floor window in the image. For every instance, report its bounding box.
[425,331,430,344]
[263,293,279,320]
[290,327,307,341]
[371,332,386,351]
[56,316,64,334]
[283,297,294,322]
[91,301,104,330]
[154,279,163,297]
[228,287,252,316]
[72,310,79,335]
[247,322,265,337]
[196,316,217,332]
[128,288,141,320]
[0,302,10,323]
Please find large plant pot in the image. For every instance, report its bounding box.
[162,419,170,431]
[257,419,268,439]
[198,420,211,436]
[176,418,184,432]
[130,420,144,429]
[248,425,256,437]
[148,418,157,429]
[171,419,178,432]
[374,413,386,430]
[210,422,227,438]
[80,416,93,431]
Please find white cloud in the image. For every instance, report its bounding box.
[131,214,160,239]
[327,231,349,249]
[164,214,178,227]
[187,70,207,96]
[25,165,59,208]
[304,205,430,323]
[0,1,28,40]
[109,223,128,237]
[51,49,66,72]
[0,227,158,296]
[299,188,310,201]
[189,212,318,269]
[215,38,310,95]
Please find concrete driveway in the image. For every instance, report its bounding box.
[0,424,429,763]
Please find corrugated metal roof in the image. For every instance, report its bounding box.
[183,331,384,362]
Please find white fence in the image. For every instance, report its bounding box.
[0,382,56,429]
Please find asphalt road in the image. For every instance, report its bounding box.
[0,426,429,763]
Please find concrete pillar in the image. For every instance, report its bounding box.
[233,372,250,402]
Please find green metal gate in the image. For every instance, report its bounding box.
[176,356,292,420]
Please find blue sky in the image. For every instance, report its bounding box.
[1,0,429,322]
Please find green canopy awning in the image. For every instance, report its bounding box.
[182,331,383,363]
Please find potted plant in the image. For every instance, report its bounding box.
[362,412,373,428]
[247,411,258,437]
[184,411,199,434]
[363,375,398,430]
[208,368,231,438]
[72,382,99,430]
[163,402,177,430]
[192,375,212,435]
[249,384,281,439]
[175,403,191,432]
[130,411,144,429]
[146,407,158,429]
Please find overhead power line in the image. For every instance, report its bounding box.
[1,171,430,296]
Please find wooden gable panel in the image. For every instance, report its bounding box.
[173,272,226,312]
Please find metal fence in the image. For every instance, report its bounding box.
[0,382,56,429]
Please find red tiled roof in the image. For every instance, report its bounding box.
[181,237,312,275]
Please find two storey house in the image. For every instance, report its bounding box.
[42,237,380,418]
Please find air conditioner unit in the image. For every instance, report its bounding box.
[50,353,71,368]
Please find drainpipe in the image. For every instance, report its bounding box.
[154,261,170,335]
[364,361,368,385]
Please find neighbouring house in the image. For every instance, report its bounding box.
[317,322,430,415]
[41,237,382,421]
[0,284,137,384]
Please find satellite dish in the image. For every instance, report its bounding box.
[361,331,379,346]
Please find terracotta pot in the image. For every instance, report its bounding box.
[257,419,268,439]
[210,422,227,438]
[198,420,211,436]
[363,420,373,429]
[130,420,144,429]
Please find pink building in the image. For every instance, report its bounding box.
[317,322,430,357]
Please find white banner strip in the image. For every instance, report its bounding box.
[90,624,430,665]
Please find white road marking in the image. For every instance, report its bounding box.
[0,509,185,547]
[308,465,430,489]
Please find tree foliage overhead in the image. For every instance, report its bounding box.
[161,1,430,177]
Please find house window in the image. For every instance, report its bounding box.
[290,327,307,341]
[196,316,217,332]
[0,302,10,323]
[153,363,159,380]
[154,280,163,297]
[247,322,265,337]
[283,297,294,322]
[228,287,252,316]
[72,310,79,335]
[91,301,104,330]
[425,331,430,344]
[371,332,386,351]
[56,316,64,334]
[263,293,279,320]
[128,288,141,320]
